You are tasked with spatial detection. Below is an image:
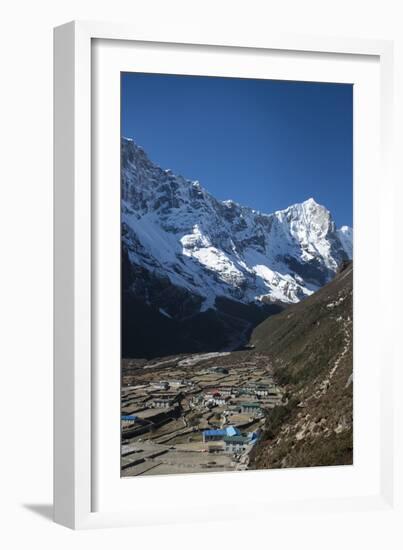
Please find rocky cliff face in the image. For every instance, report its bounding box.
[122,137,353,327]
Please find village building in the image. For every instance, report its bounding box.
[224,431,260,454]
[237,386,257,396]
[202,425,241,443]
[225,425,241,437]
[121,415,138,424]
[213,396,229,406]
[203,429,226,442]
[203,389,229,406]
[223,435,250,454]
[216,386,233,397]
[255,386,270,397]
[150,396,178,409]
[239,402,262,415]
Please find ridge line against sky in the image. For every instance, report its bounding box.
[121,73,353,227]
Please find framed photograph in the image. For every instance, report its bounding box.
[54,21,396,530]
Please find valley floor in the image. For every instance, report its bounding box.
[121,351,283,476]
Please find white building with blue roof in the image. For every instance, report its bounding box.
[202,426,240,443]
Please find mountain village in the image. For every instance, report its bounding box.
[121,351,283,476]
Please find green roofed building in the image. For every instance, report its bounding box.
[240,402,262,414]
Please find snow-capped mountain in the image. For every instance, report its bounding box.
[121,137,352,323]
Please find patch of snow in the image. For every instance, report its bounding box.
[159,308,172,318]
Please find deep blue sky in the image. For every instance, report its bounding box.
[121,73,353,227]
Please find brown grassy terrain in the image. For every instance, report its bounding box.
[249,262,353,469]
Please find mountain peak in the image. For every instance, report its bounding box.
[276,197,327,216]
[303,197,318,206]
[300,197,329,214]
[275,197,331,227]
[121,138,353,313]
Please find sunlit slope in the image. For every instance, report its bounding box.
[250,262,353,469]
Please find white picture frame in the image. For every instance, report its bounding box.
[54,20,398,531]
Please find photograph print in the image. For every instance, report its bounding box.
[121,73,353,477]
